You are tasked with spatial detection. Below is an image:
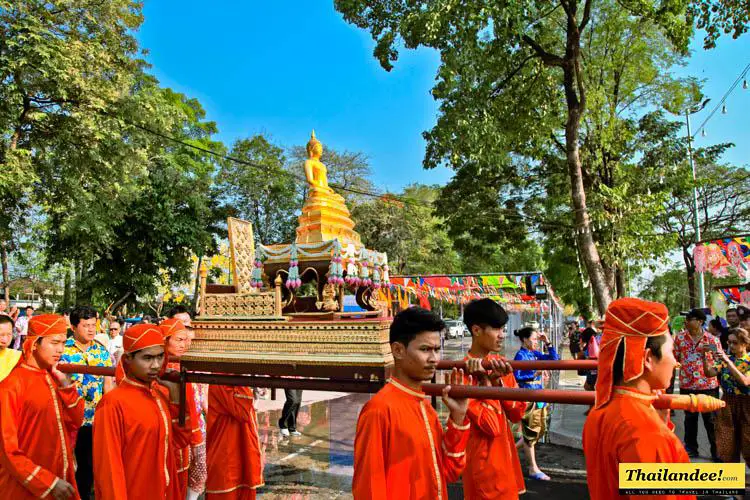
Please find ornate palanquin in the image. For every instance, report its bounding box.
[182,133,394,380]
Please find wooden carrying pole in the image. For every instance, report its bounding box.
[437,359,597,371]
[56,363,723,413]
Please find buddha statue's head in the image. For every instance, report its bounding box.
[306,130,323,160]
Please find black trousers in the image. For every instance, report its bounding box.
[279,389,303,431]
[75,424,94,499]
[681,387,719,457]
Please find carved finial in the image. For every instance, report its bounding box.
[199,261,208,277]
[657,393,726,412]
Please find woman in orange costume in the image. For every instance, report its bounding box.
[92,324,191,500]
[462,298,526,500]
[160,317,204,499]
[0,314,84,500]
[582,298,694,500]
[205,384,264,499]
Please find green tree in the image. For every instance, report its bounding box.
[690,0,750,47]
[85,157,224,306]
[335,0,693,314]
[0,0,147,300]
[218,135,300,245]
[40,84,227,306]
[640,268,692,316]
[435,161,544,273]
[353,184,461,275]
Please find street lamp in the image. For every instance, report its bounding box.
[685,98,710,309]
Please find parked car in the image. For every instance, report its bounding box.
[444,320,465,339]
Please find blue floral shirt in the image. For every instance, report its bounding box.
[60,338,113,426]
[514,345,560,409]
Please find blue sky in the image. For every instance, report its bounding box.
[137,2,749,193]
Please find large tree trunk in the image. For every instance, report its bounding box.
[1,241,9,303]
[564,65,612,315]
[615,265,627,298]
[683,246,696,309]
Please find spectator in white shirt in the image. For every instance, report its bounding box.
[106,319,124,363]
[12,306,33,350]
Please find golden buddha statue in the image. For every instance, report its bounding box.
[295,131,362,247]
[304,131,331,193]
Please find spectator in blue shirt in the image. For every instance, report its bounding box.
[513,326,559,481]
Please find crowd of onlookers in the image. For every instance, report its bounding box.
[567,306,750,464]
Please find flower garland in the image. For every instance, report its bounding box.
[328,240,345,285]
[250,247,265,289]
[359,248,372,287]
[286,244,302,289]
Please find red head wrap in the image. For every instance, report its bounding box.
[595,297,670,409]
[23,314,68,361]
[158,318,186,340]
[115,324,165,384]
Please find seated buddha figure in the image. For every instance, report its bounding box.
[304,131,332,193]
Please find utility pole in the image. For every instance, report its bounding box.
[684,99,710,309]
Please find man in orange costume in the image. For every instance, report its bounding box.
[160,317,204,499]
[205,384,264,499]
[582,297,694,500]
[0,313,84,500]
[93,323,191,500]
[462,299,526,499]
[353,307,472,500]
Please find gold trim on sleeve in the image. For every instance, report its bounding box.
[24,465,41,486]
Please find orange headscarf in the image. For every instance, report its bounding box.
[24,314,68,361]
[594,297,670,409]
[115,324,165,384]
[158,318,186,341]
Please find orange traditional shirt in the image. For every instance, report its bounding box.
[352,377,470,500]
[582,386,695,500]
[463,353,526,500]
[0,363,84,499]
[92,376,192,500]
[206,385,264,499]
[166,361,204,499]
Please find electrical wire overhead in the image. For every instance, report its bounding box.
[694,63,750,137]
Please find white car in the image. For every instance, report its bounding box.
[444,320,465,339]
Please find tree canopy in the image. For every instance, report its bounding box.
[334,0,742,313]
